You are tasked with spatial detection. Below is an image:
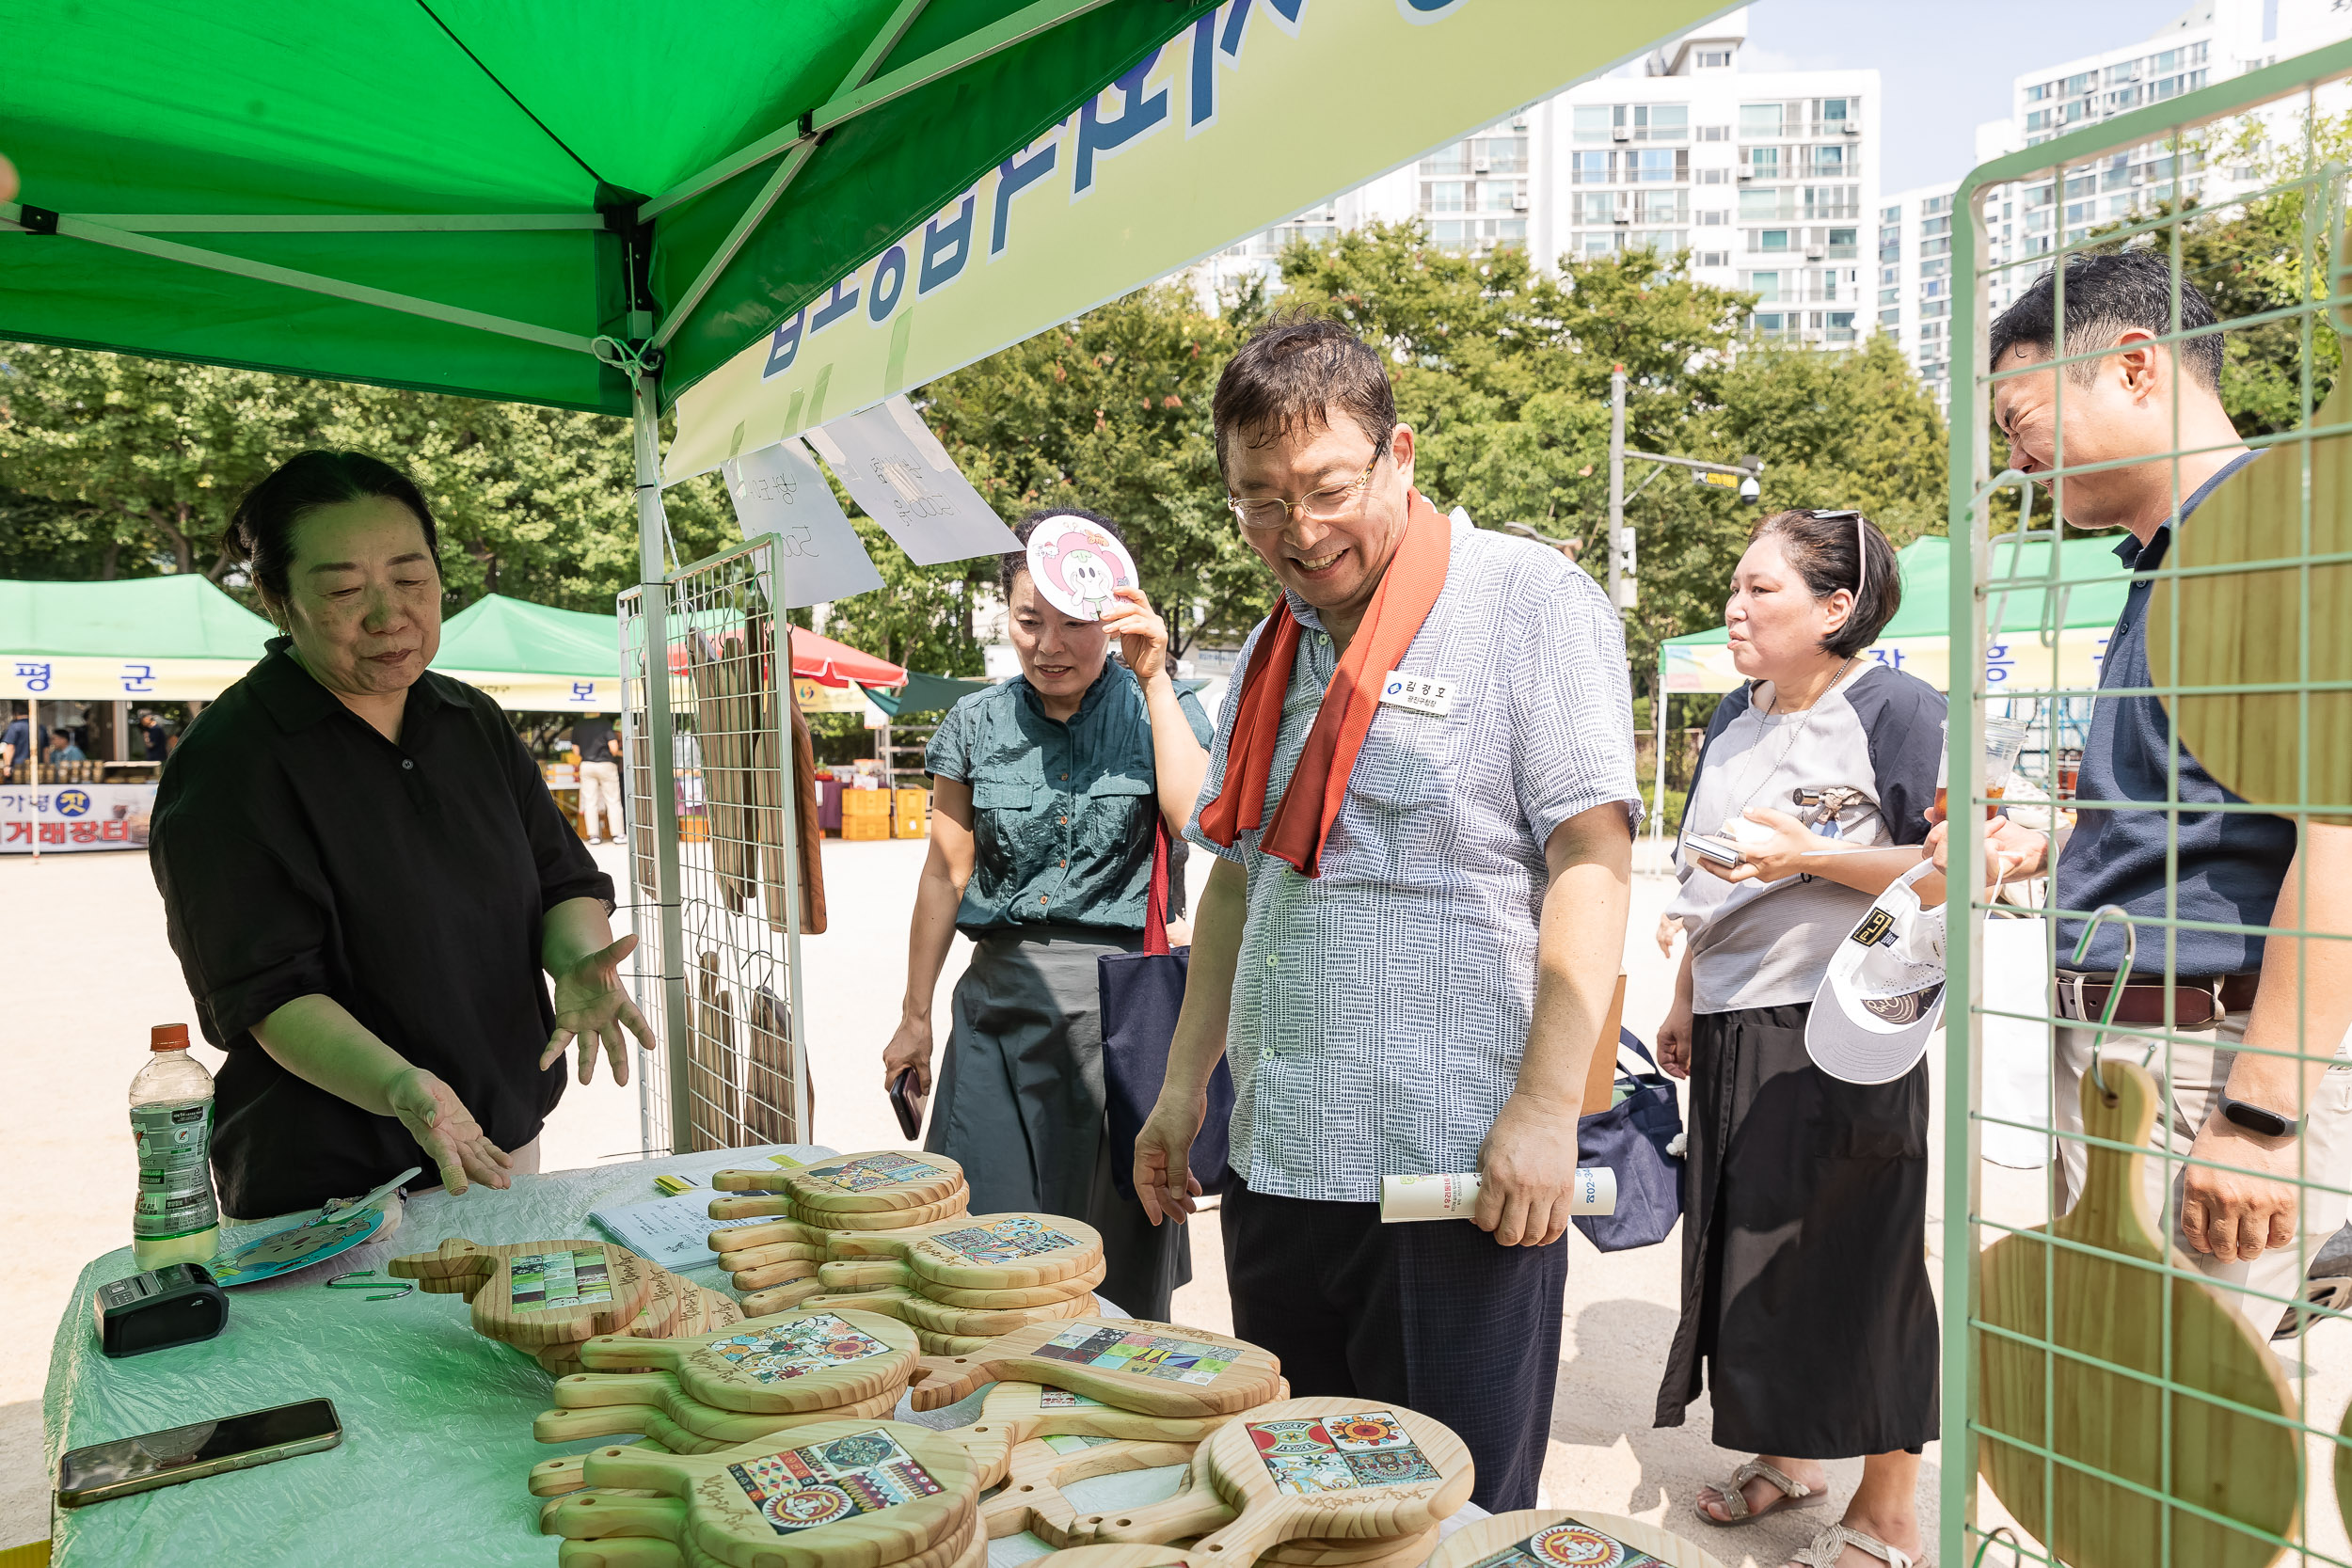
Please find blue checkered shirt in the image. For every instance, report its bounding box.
[1185,520,1642,1201]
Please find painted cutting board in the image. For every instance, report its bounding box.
[578,1308,920,1415]
[981,1437,1199,1542]
[1069,1399,1474,1558]
[545,1281,745,1375]
[782,1150,968,1214]
[548,1493,982,1568]
[1427,1508,1725,1568]
[911,1318,1281,1418]
[728,1255,826,1294]
[945,1383,1263,1489]
[818,1213,1104,1292]
[2145,343,2352,823]
[389,1237,659,1349]
[536,1388,902,1452]
[815,1255,1108,1309]
[553,1369,904,1424]
[708,1188,969,1232]
[535,1439,671,1498]
[1978,1060,2298,1568]
[779,1283,1099,1339]
[564,1419,983,1568]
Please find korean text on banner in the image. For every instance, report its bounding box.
[723,440,884,609]
[666,0,1724,481]
[1,783,155,854]
[803,399,1021,567]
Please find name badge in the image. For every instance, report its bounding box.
[1378,671,1454,718]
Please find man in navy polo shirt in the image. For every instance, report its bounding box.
[1947,252,2352,1336]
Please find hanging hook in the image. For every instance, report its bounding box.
[1971,1526,2026,1568]
[2070,903,2138,1098]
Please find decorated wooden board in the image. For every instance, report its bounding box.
[783,1150,968,1215]
[732,1256,826,1293]
[1978,1061,2298,1568]
[911,1318,1281,1418]
[719,1238,831,1270]
[1427,1509,1725,1568]
[782,1283,1099,1339]
[815,1213,1104,1293]
[982,1437,1198,1542]
[1070,1400,1473,1555]
[2145,357,2352,823]
[1263,1526,1442,1567]
[554,1370,905,1423]
[547,1492,982,1568]
[565,1419,984,1568]
[579,1308,921,1415]
[708,1188,970,1234]
[942,1383,1261,1489]
[536,1387,903,1450]
[548,1282,750,1375]
[815,1256,1108,1309]
[536,1439,671,1498]
[388,1237,660,1349]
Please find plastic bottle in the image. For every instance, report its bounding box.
[130,1023,220,1268]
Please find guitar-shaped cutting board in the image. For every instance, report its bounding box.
[981,1438,1199,1543]
[776,1283,1099,1339]
[814,1254,1107,1308]
[913,1318,1281,1417]
[537,1386,903,1451]
[1977,1060,2298,1568]
[1427,1508,1724,1568]
[548,1492,983,1568]
[943,1382,1272,1489]
[707,1189,969,1231]
[818,1213,1104,1293]
[576,1308,919,1415]
[389,1237,658,1348]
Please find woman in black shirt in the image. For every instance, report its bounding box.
[151,451,652,1218]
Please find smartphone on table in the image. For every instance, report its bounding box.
[57,1398,342,1507]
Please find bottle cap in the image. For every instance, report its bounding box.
[151,1023,190,1052]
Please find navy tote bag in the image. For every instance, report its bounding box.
[1574,1029,1685,1251]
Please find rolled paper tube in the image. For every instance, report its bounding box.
[1377,1168,1615,1223]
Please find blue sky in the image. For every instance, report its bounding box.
[1742,0,2198,192]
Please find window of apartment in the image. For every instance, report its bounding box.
[2105,60,2140,86]
[1637,190,1687,222]
[2106,86,2141,112]
[1627,229,1685,254]
[2026,108,2051,132]
[2026,82,2053,103]
[1819,98,1851,124]
[1740,103,1785,137]
[1575,192,1616,225]
[1804,186,1857,219]
[1827,311,1857,341]
[1880,286,1900,305]
[1826,226,1857,258]
[1880,306,1902,325]
[1756,229,1791,252]
[1573,104,1614,142]
[1475,135,1531,173]
[1698,249,1729,267]
[1697,124,1731,142]
[1921,234,1951,257]
[1628,149,1687,182]
[1920,297,1949,319]
[1752,311,1787,333]
[1918,214,1950,238]
[1919,255,1948,277]
[1880,265,1899,285]
[1747,271,1781,301]
[1578,231,1620,257]
[1420,145,1470,175]
[1698,208,1727,225]
[1920,320,1946,341]
[2064,71,2094,95]
[1740,188,1783,219]
[1920,277,1947,297]
[1746,147,1782,180]
[2023,182,2054,206]
[1881,204,1900,224]
[1922,192,1950,215]
[1422,182,1468,213]
[1696,48,1733,68]
[1570,150,1612,184]
[2064,173,2096,198]
[1635,104,1689,141]
[1697,167,1729,184]
[1809,144,1847,177]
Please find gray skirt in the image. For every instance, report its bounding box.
[925,925,1191,1320]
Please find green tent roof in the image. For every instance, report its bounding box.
[1662,534,2135,647]
[435,592,620,677]
[3,1,1215,412]
[0,575,277,659]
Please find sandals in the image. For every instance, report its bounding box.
[1697,1459,1826,1525]
[1793,1522,1920,1568]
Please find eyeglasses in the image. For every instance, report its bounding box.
[1226,445,1387,531]
[1804,508,1867,599]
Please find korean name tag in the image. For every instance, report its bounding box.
[1378,671,1454,718]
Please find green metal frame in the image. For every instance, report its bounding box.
[1945,36,2352,1567]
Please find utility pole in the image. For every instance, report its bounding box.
[1606,365,1627,612]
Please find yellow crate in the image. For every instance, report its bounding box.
[842,814,891,842]
[893,788,929,837]
[841,788,891,817]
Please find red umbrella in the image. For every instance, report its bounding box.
[662,626,904,688]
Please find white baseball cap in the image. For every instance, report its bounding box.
[1806,860,1947,1085]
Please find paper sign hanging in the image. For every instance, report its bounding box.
[721,438,884,609]
[802,397,1020,566]
[1025,515,1137,621]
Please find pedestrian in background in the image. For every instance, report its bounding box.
[571,712,625,845]
[1656,508,1942,1568]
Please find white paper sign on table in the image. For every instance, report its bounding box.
[590,1190,769,1271]
[722,438,884,609]
[803,397,1021,566]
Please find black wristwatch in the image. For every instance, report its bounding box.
[2218,1092,2302,1139]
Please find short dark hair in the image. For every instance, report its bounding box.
[1988,251,2223,392]
[1750,508,1902,658]
[230,450,439,613]
[999,508,1129,598]
[1210,313,1397,478]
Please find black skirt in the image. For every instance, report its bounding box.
[1654,1001,1939,1458]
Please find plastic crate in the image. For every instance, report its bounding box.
[893,788,929,837]
[841,787,891,817]
[841,814,891,842]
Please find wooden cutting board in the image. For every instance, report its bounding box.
[911,1318,1281,1417]
[535,1439,671,1498]
[554,1369,902,1423]
[564,1419,982,1568]
[541,1281,748,1375]
[720,1238,831,1269]
[2145,368,2352,823]
[818,1213,1104,1293]
[1978,1060,2299,1568]
[783,1150,968,1215]
[945,1383,1258,1488]
[783,1283,1100,1339]
[1427,1508,1724,1568]
[1067,1398,1473,1558]
[982,1437,1199,1541]
[547,1488,981,1568]
[578,1309,920,1415]
[816,1256,1108,1309]
[730,1256,826,1294]
[708,1191,971,1230]
[537,1387,903,1449]
[389,1238,660,1349]
[743,1279,834,1318]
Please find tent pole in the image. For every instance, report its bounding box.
[1650,655,1667,862]
[630,370,694,1156]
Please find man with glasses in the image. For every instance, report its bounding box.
[1129,315,1641,1509]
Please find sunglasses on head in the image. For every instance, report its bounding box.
[1804,509,1867,599]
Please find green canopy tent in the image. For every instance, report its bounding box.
[0,574,277,704]
[433,592,631,711]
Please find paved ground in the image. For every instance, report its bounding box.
[6,833,2345,1563]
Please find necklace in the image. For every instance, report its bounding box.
[1713,656,1859,822]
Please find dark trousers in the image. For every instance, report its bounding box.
[1220,1175,1568,1512]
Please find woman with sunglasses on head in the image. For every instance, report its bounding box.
[1652,509,1946,1568]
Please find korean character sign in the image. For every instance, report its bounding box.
[0,783,155,854]
[13,660,52,692]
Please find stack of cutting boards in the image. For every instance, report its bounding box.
[387,1237,742,1377]
[704,1150,971,1302]
[779,1213,1107,1353]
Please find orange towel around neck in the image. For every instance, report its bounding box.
[1198,489,1452,878]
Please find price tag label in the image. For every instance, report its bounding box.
[1377,672,1454,718]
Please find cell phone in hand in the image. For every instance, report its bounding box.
[57,1398,342,1507]
[889,1069,929,1141]
[1681,833,1748,867]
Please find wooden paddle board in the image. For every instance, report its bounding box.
[742,1279,834,1318]
[2145,366,2352,823]
[818,1213,1104,1293]
[814,1256,1108,1309]
[719,1238,830,1270]
[732,1257,826,1293]
[536,1440,671,1498]
[1427,1508,1725,1568]
[982,1438,1199,1541]
[389,1238,660,1349]
[566,1419,982,1568]
[1977,1060,2299,1568]
[578,1308,920,1415]
[785,1283,1099,1339]
[536,1387,902,1449]
[944,1383,1257,1489]
[782,1151,968,1215]
[912,1318,1281,1418]
[547,1492,981,1568]
[708,1188,970,1233]
[541,1280,746,1376]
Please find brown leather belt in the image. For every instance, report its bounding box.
[2054,971,2259,1029]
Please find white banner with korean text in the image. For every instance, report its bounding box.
[1,782,155,854]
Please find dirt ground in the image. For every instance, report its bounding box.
[5,833,2345,1564]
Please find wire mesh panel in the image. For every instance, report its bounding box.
[1947,40,2352,1568]
[618,533,810,1159]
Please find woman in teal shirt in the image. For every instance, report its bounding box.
[882,511,1211,1318]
